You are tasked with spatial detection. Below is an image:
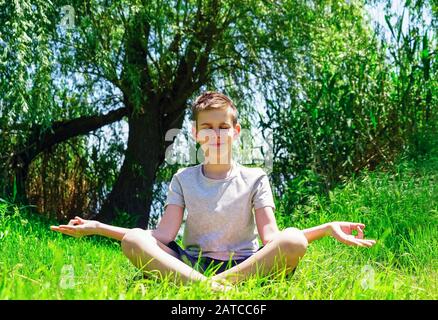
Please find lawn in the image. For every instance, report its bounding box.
[0,150,437,299]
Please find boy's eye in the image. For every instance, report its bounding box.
[201,126,230,130]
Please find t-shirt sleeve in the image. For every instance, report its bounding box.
[252,174,276,210]
[164,175,185,208]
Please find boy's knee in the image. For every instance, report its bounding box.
[121,228,153,253]
[277,227,308,257]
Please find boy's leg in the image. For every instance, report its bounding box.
[211,228,308,284]
[121,228,208,284]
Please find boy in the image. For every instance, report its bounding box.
[51,91,376,290]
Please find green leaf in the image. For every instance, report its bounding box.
[369,110,377,129]
[384,14,396,40]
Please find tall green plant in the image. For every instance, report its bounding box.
[261,0,437,212]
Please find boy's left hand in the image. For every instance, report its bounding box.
[327,222,376,247]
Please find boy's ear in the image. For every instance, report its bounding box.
[233,123,241,139]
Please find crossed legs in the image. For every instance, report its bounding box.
[121,229,208,284]
[121,228,308,286]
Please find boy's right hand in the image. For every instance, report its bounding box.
[50,216,100,238]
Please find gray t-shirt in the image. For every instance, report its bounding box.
[164,161,276,260]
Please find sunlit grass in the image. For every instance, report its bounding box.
[0,151,437,299]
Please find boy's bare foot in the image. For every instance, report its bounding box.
[210,280,233,292]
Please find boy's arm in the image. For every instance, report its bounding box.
[301,223,332,243]
[51,204,184,243]
[51,216,130,241]
[302,223,331,243]
[96,204,184,243]
[151,204,184,245]
[302,222,377,247]
[255,206,280,245]
[253,209,376,247]
[254,210,331,245]
[95,223,131,241]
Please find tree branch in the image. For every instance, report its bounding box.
[10,107,129,167]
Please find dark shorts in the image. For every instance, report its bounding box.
[167,241,263,275]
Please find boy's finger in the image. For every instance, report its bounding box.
[59,225,76,230]
[52,227,73,236]
[359,239,376,247]
[356,239,372,247]
[346,235,367,247]
[347,241,365,247]
[75,216,85,224]
[356,226,364,239]
[51,226,71,232]
[352,239,366,247]
[341,236,364,247]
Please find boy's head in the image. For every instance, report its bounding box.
[191,91,241,163]
[191,91,238,129]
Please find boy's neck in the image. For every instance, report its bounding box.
[202,159,235,180]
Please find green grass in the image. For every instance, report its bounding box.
[1,150,437,299]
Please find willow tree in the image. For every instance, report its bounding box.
[2,0,318,227]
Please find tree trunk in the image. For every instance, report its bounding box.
[98,108,166,228]
[12,156,30,204]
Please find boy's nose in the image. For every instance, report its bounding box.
[202,129,228,143]
[214,129,228,141]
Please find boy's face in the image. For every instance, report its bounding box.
[192,107,240,164]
